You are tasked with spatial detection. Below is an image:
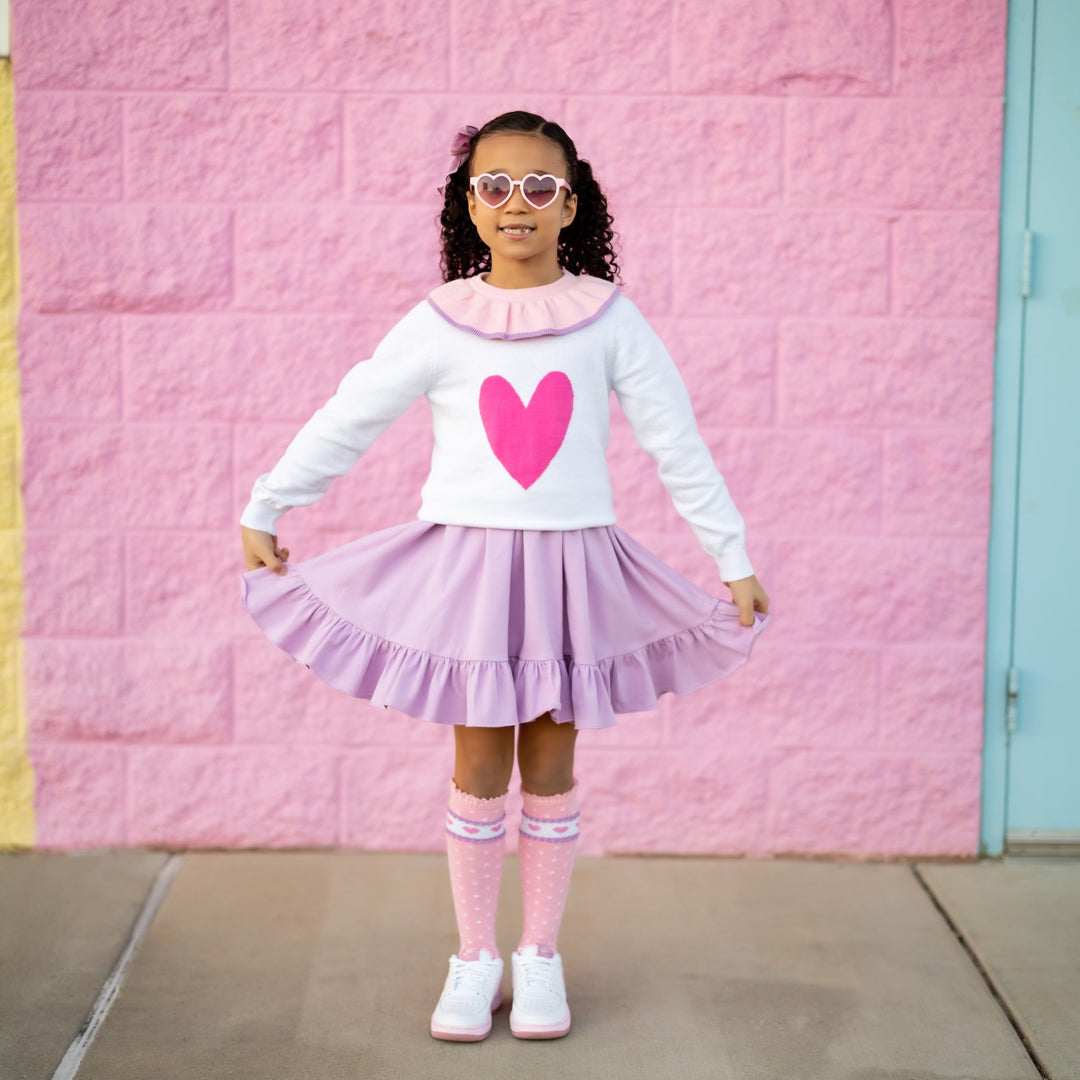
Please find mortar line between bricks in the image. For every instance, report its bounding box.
[122,746,132,847]
[50,854,182,1080]
[769,319,780,428]
[337,752,348,845]
[29,739,982,758]
[910,865,1050,1080]
[224,0,232,93]
[16,88,1007,102]
[888,0,897,93]
[18,199,1003,213]
[668,2,676,94]
[448,0,457,89]
[885,217,895,315]
[780,98,790,206]
[118,97,128,201]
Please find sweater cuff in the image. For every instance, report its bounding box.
[239,501,284,534]
[715,547,755,584]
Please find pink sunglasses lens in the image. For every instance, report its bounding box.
[475,174,511,206]
[523,175,558,207]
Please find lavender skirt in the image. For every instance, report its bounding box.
[240,522,767,730]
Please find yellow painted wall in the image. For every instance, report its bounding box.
[0,59,33,849]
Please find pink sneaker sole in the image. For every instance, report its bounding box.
[509,1012,571,1040]
[430,988,503,1042]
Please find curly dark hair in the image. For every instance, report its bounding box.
[439,111,620,284]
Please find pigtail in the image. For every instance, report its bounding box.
[439,151,492,282]
[556,158,619,283]
[438,112,620,285]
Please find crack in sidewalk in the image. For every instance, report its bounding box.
[911,864,1050,1080]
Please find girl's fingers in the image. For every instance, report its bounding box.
[240,528,291,575]
[730,582,767,626]
[244,548,286,574]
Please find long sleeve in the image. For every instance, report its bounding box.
[240,303,436,534]
[609,299,754,583]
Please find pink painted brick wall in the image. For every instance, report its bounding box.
[14,0,1006,856]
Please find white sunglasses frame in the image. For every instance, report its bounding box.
[469,172,572,210]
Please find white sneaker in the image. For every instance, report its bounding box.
[509,945,571,1039]
[430,950,504,1041]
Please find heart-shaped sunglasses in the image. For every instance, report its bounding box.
[470,172,572,210]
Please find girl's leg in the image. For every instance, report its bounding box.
[445,725,515,961]
[515,713,580,958]
[432,726,516,1041]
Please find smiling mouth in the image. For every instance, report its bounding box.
[499,226,535,235]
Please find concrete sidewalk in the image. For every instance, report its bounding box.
[1,852,1077,1080]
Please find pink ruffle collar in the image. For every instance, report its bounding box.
[427,271,620,340]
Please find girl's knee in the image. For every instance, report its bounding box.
[454,762,512,799]
[454,726,514,798]
[519,768,574,798]
[518,716,577,796]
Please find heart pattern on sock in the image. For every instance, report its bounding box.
[519,811,580,843]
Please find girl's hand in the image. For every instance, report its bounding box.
[242,526,290,576]
[725,574,769,627]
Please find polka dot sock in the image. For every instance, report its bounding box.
[445,779,507,961]
[517,781,580,959]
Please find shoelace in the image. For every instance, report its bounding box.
[515,953,554,991]
[448,957,499,996]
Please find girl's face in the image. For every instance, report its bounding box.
[466,133,578,289]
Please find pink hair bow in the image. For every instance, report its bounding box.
[447,124,478,176]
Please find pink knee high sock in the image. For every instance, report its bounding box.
[446,779,507,961]
[517,781,580,958]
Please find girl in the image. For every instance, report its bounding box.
[240,111,769,1043]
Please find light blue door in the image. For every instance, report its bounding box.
[985,0,1080,853]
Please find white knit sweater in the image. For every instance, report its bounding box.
[241,276,754,582]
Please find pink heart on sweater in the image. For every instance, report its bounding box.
[462,826,480,834]
[554,826,569,833]
[479,372,573,489]
[527,822,542,831]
